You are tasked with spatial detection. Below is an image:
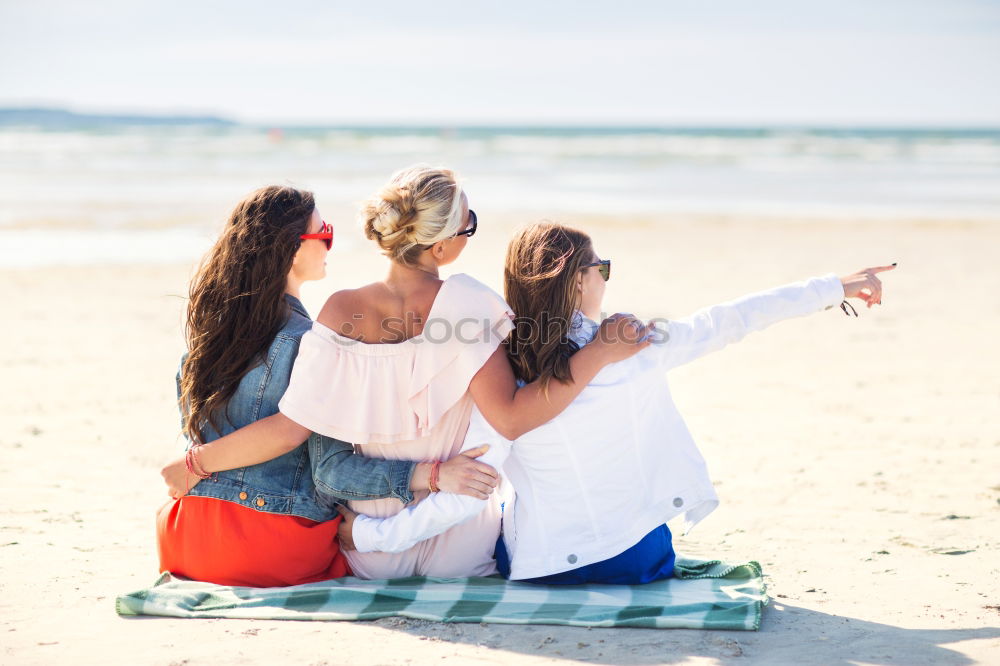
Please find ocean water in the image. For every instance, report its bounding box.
[1,124,998,266]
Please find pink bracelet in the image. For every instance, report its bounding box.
[185,447,212,480]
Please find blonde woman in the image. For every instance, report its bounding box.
[337,221,894,585]
[162,167,649,579]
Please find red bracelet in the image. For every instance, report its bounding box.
[429,460,441,493]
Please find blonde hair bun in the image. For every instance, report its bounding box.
[360,165,465,265]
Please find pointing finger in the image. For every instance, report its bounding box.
[868,276,883,302]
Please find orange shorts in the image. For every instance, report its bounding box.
[156,495,350,587]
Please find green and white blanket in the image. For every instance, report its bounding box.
[117,557,767,630]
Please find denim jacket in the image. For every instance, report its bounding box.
[179,294,417,522]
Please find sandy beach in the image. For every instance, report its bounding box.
[2,213,998,665]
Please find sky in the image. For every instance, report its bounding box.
[1,0,999,126]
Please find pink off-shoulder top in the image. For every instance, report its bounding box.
[278,273,515,579]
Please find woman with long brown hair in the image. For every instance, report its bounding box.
[157,185,502,586]
[161,166,650,580]
[335,220,893,585]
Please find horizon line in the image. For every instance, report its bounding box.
[2,106,1000,132]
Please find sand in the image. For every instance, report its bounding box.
[1,214,998,665]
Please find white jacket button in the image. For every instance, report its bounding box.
[673,497,684,508]
[567,554,578,564]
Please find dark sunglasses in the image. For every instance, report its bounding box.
[583,258,611,282]
[300,220,333,250]
[423,209,477,250]
[455,209,477,238]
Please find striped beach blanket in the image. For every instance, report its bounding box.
[116,557,767,630]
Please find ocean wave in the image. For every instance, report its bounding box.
[1,126,998,236]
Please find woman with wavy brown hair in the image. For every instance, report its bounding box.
[157,184,500,586]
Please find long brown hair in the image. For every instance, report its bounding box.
[503,221,595,393]
[179,185,315,443]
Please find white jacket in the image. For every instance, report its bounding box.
[350,272,846,579]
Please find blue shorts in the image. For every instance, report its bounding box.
[494,523,675,585]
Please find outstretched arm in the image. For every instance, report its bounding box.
[654,273,843,370]
[651,265,893,370]
[470,313,653,440]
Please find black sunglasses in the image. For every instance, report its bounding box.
[423,209,477,250]
[454,209,477,238]
[583,258,611,282]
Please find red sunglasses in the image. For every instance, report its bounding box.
[300,220,333,250]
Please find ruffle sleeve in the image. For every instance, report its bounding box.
[277,324,415,443]
[407,274,514,431]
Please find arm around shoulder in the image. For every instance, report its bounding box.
[470,319,648,440]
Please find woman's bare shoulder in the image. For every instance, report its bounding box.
[317,283,385,333]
